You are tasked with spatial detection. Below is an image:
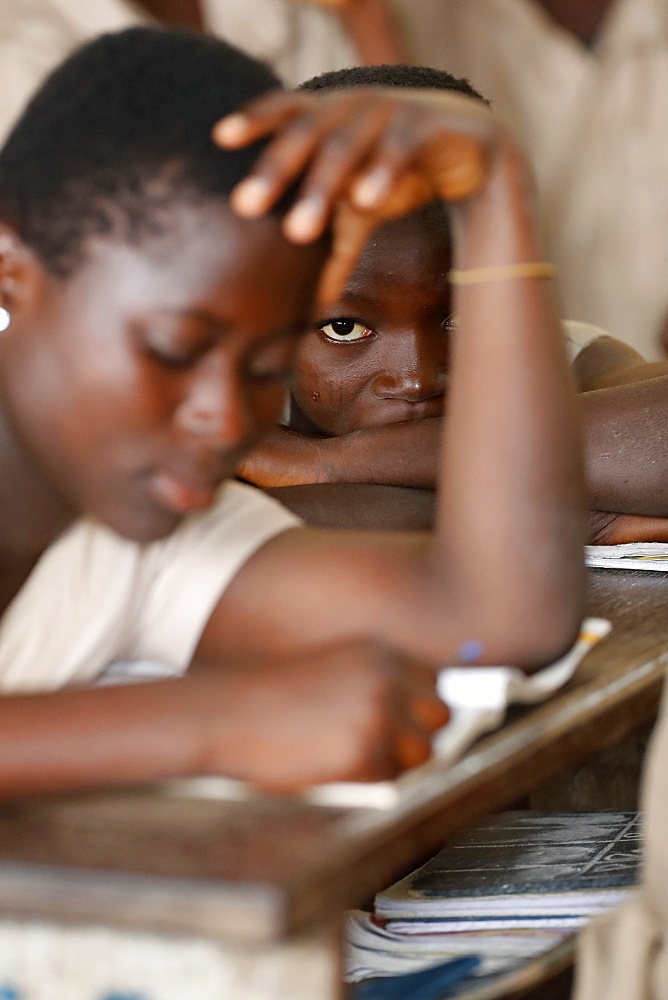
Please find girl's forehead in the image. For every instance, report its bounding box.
[54,201,326,340]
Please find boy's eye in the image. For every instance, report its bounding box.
[319,319,374,343]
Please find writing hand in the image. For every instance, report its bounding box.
[194,641,449,790]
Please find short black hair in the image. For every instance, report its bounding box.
[298,63,487,104]
[0,27,283,276]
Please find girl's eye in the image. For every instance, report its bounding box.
[441,315,458,333]
[319,319,374,343]
[137,317,210,370]
[247,337,298,382]
[146,343,199,369]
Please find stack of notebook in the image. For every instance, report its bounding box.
[346,810,641,997]
[586,542,668,571]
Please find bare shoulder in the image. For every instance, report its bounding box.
[573,334,668,391]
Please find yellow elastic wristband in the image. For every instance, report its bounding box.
[448,262,557,286]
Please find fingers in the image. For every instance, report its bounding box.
[316,167,439,303]
[316,201,378,304]
[214,88,494,244]
[387,655,449,773]
[281,104,396,243]
[213,89,312,149]
[221,93,399,241]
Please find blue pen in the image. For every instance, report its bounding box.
[351,955,480,1000]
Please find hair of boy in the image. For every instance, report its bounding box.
[0,27,283,278]
[298,63,487,104]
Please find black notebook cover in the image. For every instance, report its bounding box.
[376,811,641,918]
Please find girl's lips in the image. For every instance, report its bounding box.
[149,470,220,514]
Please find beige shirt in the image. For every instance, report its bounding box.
[0,0,149,144]
[388,0,668,360]
[0,481,300,692]
[201,0,355,86]
[574,676,668,1000]
[0,0,354,147]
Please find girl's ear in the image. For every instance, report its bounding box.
[0,223,42,320]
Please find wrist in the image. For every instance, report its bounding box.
[451,137,545,269]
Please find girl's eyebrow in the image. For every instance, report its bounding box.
[157,308,232,332]
[154,310,311,343]
[269,318,312,341]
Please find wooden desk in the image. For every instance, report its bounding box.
[0,569,665,999]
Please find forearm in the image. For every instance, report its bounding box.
[240,420,441,488]
[0,679,209,800]
[335,420,440,487]
[0,645,450,798]
[136,0,204,29]
[335,0,407,64]
[582,376,668,516]
[266,483,435,528]
[430,144,586,662]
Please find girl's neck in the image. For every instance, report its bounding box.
[0,398,75,568]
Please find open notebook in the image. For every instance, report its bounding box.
[162,618,611,810]
[586,543,668,571]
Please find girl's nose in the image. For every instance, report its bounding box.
[176,360,255,450]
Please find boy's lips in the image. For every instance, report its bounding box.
[372,397,445,425]
[148,469,221,514]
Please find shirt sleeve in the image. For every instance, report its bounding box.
[0,482,300,692]
[562,319,609,364]
[126,481,301,669]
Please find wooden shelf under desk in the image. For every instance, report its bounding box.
[0,568,665,947]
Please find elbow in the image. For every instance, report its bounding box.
[447,550,587,674]
[493,561,588,673]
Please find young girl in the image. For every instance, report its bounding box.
[0,27,584,798]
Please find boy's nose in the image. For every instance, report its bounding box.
[370,329,448,402]
[371,367,446,401]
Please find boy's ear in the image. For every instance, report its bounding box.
[0,223,42,317]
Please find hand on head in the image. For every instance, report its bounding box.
[213,87,496,302]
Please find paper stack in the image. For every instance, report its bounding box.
[586,543,668,571]
[346,810,641,996]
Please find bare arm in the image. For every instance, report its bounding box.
[572,334,668,391]
[266,482,435,528]
[571,335,668,515]
[0,644,446,799]
[238,418,441,488]
[294,0,406,60]
[136,0,205,29]
[582,377,668,516]
[205,88,587,671]
[332,0,407,65]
